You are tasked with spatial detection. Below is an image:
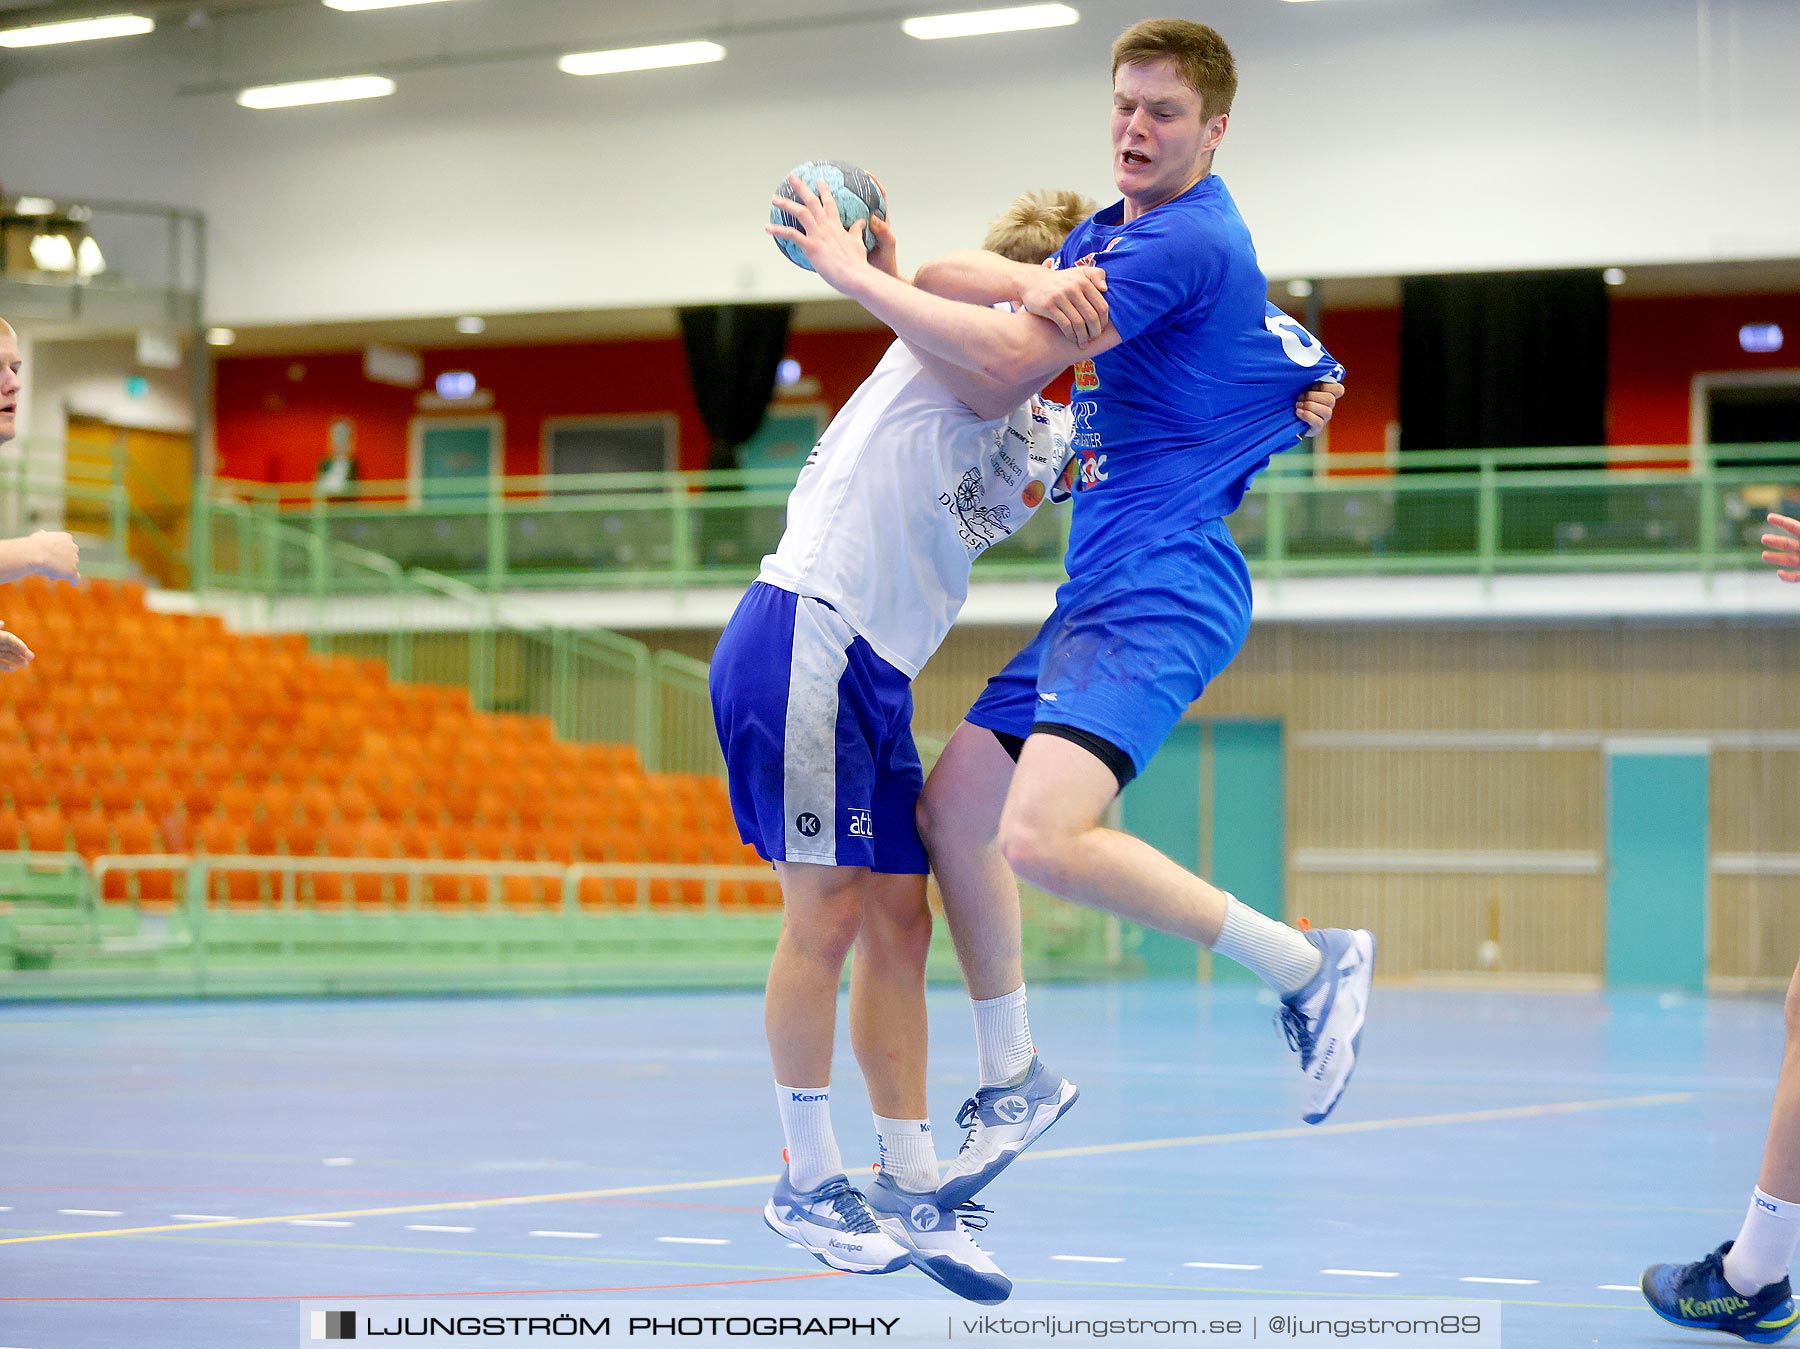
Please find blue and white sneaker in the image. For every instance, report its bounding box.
[763,1168,910,1275]
[1279,927,1376,1125]
[1643,1242,1799,1343]
[866,1171,1011,1305]
[936,1057,1079,1207]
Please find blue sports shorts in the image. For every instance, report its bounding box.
[709,581,929,874]
[965,519,1252,779]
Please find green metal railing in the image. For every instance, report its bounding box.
[194,444,1798,596]
[202,505,686,769]
[0,850,1127,998]
[4,445,190,587]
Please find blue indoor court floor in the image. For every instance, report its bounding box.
[0,982,1780,1348]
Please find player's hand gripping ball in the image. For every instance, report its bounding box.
[770,160,888,272]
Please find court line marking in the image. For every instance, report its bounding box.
[407,1225,474,1234]
[1462,1276,1539,1285]
[170,1214,236,1221]
[531,1231,599,1239]
[0,1092,1692,1247]
[1022,1091,1695,1163]
[1185,1262,1262,1270]
[0,1231,1647,1312]
[657,1237,730,1246]
[1322,1269,1399,1278]
[1051,1255,1123,1263]
[1599,1284,1640,1291]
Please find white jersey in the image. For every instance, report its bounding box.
[758,341,1074,679]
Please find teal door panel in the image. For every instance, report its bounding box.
[1605,745,1708,992]
[419,424,495,502]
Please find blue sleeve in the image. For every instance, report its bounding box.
[1087,212,1229,344]
[1051,227,1085,272]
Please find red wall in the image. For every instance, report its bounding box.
[1608,293,1800,449]
[1299,291,1800,471]
[214,328,896,484]
[1317,307,1400,472]
[214,293,1800,486]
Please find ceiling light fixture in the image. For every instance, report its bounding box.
[454,316,486,335]
[902,4,1078,40]
[558,40,725,76]
[0,13,153,48]
[237,75,397,109]
[28,235,76,273]
[1741,324,1784,355]
[1602,267,1627,286]
[206,328,238,348]
[323,0,460,10]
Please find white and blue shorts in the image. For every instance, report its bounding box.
[709,582,929,874]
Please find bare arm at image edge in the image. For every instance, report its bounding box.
[0,530,80,585]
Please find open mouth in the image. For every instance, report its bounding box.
[1120,150,1151,168]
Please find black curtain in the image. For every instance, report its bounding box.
[1398,270,1609,550]
[679,304,793,472]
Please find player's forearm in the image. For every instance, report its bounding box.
[841,267,1050,386]
[0,536,42,585]
[902,342,1037,423]
[913,250,1039,305]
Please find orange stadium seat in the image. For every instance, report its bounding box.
[21,807,68,854]
[68,807,112,861]
[0,586,752,928]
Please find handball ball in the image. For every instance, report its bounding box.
[771,160,887,272]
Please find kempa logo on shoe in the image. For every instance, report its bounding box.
[1680,1295,1751,1319]
[910,1204,940,1231]
[993,1096,1029,1125]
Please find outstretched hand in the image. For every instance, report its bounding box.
[0,619,34,673]
[1763,512,1800,582]
[30,530,79,583]
[1297,381,1344,437]
[767,174,880,294]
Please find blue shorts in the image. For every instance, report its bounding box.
[966,519,1252,778]
[709,581,929,874]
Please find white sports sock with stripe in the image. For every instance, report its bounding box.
[1726,1187,1800,1295]
[972,986,1035,1088]
[776,1083,843,1191]
[874,1115,940,1193]
[1209,894,1323,998]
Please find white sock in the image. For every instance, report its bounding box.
[1210,895,1323,997]
[775,1083,843,1191]
[1726,1187,1800,1294]
[972,987,1035,1087]
[874,1115,940,1193]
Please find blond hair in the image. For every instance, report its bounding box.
[1111,18,1237,118]
[981,189,1097,265]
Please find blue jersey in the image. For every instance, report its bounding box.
[1050,174,1345,578]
